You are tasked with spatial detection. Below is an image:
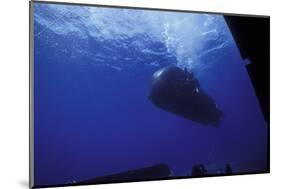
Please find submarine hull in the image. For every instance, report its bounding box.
[149,66,222,126]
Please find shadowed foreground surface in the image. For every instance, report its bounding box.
[80,164,171,184]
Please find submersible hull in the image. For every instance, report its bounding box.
[148,66,222,126]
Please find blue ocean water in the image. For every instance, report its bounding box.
[33,3,268,186]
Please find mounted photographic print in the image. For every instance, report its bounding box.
[29,1,270,188]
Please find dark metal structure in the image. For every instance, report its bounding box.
[224,16,270,123]
[79,164,171,184]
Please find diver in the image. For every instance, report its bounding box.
[224,164,233,175]
[191,164,208,176]
[183,68,200,93]
[183,67,194,80]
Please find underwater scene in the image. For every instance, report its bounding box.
[33,2,268,187]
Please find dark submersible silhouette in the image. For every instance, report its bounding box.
[148,65,223,126]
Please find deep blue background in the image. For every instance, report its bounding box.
[33,3,268,186]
